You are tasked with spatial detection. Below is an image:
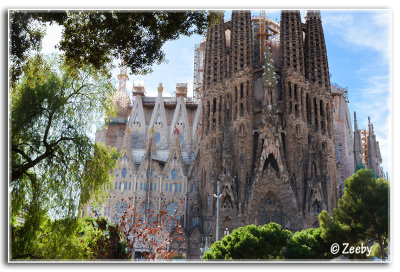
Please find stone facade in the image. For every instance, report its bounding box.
[332,84,354,195]
[86,10,349,260]
[189,10,339,259]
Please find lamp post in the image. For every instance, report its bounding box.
[200,236,210,259]
[224,228,229,236]
[213,179,222,241]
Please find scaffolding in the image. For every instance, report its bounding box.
[251,11,281,65]
[193,42,205,101]
[256,10,267,63]
[266,18,280,44]
[117,57,129,94]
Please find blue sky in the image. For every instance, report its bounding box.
[41,9,391,177]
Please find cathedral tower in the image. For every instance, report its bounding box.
[304,10,330,88]
[280,10,305,74]
[228,10,254,210]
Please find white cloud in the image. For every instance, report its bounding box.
[323,11,390,61]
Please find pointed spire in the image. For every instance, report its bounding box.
[280,10,305,74]
[353,111,364,170]
[367,116,383,177]
[203,11,226,89]
[114,58,131,117]
[158,83,163,94]
[354,111,358,131]
[230,10,253,74]
[304,10,330,88]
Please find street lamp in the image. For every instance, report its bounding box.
[200,236,210,259]
[213,179,222,241]
[224,228,229,236]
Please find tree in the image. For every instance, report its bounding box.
[83,217,131,260]
[285,228,332,260]
[202,223,292,260]
[9,11,210,85]
[11,216,130,260]
[114,197,186,260]
[319,169,389,259]
[10,54,119,259]
[9,11,67,86]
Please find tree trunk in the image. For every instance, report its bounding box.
[378,237,386,259]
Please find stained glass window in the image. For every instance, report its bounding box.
[121,168,127,178]
[155,132,160,144]
[115,200,128,215]
[112,213,119,225]
[171,169,177,180]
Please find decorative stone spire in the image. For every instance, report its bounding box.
[280,10,305,74]
[114,59,131,117]
[353,111,364,170]
[304,10,330,88]
[158,83,163,94]
[367,116,383,177]
[230,10,253,75]
[203,11,226,90]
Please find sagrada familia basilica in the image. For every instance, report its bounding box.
[83,10,385,259]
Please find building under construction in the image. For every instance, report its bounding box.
[88,10,385,260]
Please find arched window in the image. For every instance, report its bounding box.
[222,195,233,209]
[155,132,161,144]
[263,153,279,173]
[306,93,311,125]
[311,162,317,177]
[172,169,177,180]
[115,200,128,215]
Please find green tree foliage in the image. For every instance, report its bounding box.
[83,217,131,259]
[262,45,277,90]
[9,11,66,86]
[285,228,331,259]
[9,11,210,85]
[202,223,292,260]
[11,216,130,260]
[10,55,119,259]
[319,169,389,259]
